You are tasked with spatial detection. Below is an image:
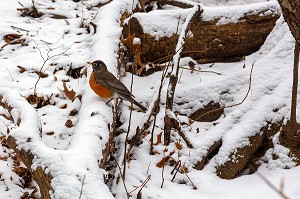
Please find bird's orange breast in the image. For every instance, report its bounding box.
[89,72,113,98]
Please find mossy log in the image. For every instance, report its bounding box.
[123,3,280,64]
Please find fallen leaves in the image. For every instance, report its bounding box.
[156,151,175,168]
[62,82,76,101]
[4,34,22,43]
[65,119,73,128]
[122,33,145,75]
[1,34,28,51]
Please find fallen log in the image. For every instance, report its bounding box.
[0,94,53,199]
[123,2,281,64]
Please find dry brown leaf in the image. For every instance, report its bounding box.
[17,65,26,73]
[121,33,144,74]
[60,104,67,109]
[65,119,73,128]
[175,141,182,150]
[0,156,7,161]
[62,82,76,101]
[4,34,22,43]
[156,151,175,168]
[139,0,150,10]
[154,132,162,145]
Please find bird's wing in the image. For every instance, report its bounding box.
[94,71,134,98]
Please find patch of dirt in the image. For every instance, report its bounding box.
[26,95,51,109]
[189,101,224,122]
[194,140,222,170]
[66,66,84,79]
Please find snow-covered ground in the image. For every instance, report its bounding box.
[0,0,299,199]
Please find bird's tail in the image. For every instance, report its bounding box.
[131,98,147,112]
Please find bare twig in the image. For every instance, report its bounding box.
[256,170,290,199]
[194,62,255,121]
[181,166,196,189]
[127,63,169,156]
[128,175,151,194]
[10,25,29,33]
[33,43,71,95]
[78,175,86,199]
[5,66,14,81]
[164,5,201,145]
[116,159,130,198]
[180,66,222,75]
[160,150,166,188]
[123,67,134,180]
[150,113,157,155]
[175,125,193,148]
[1,38,27,50]
[171,160,181,182]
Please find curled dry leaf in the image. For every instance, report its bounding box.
[121,33,144,75]
[149,132,162,146]
[60,104,67,109]
[156,151,175,168]
[65,119,73,128]
[62,82,76,101]
[175,141,182,150]
[17,65,26,73]
[4,34,22,43]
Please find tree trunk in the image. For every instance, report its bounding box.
[278,0,300,45]
[278,0,300,164]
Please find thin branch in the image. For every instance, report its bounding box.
[160,151,165,188]
[194,62,255,121]
[175,125,193,148]
[128,175,151,194]
[1,38,27,50]
[150,113,157,155]
[123,67,134,180]
[78,175,86,199]
[171,160,181,182]
[127,63,169,156]
[256,170,290,199]
[115,159,130,198]
[5,66,14,81]
[179,66,222,75]
[33,43,72,95]
[181,165,196,189]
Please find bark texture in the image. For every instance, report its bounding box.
[7,136,53,199]
[278,0,300,164]
[278,0,300,45]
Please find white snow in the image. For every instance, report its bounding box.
[1,0,300,199]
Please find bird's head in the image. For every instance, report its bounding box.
[87,60,107,72]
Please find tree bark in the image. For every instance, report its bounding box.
[278,0,300,45]
[7,136,53,199]
[278,0,300,164]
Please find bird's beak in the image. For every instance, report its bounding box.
[87,62,93,66]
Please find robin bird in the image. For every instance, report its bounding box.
[88,60,147,112]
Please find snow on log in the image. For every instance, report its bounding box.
[0,89,53,199]
[123,2,280,64]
